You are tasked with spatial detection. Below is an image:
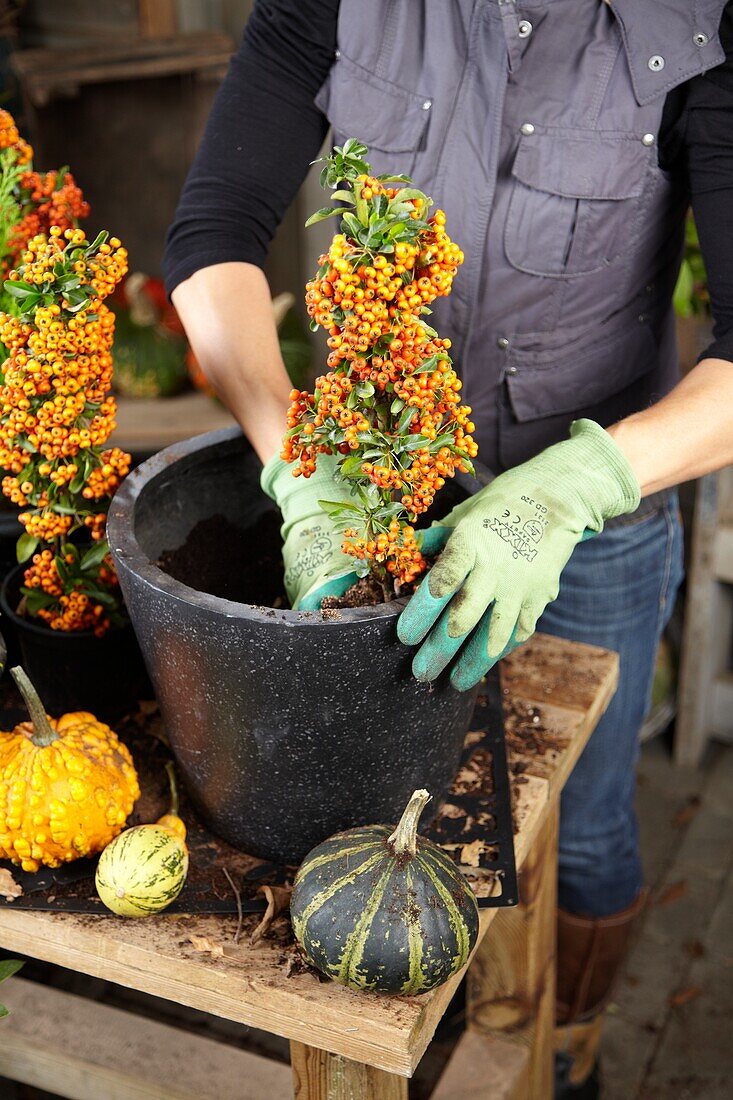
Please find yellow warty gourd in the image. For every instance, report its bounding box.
[0,667,140,872]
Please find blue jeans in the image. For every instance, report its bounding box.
[537,495,684,918]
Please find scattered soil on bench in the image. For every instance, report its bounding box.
[158,511,287,607]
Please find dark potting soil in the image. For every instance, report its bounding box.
[320,573,387,610]
[320,555,436,610]
[157,511,287,607]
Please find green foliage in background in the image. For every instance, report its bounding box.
[0,957,24,1019]
[673,215,710,319]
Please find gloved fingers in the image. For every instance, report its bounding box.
[449,600,523,693]
[296,571,358,611]
[397,533,472,646]
[515,602,541,644]
[410,597,478,683]
[418,524,452,558]
[486,595,524,658]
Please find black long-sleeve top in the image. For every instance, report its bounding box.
[164,0,733,365]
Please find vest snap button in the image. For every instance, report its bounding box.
[520,122,535,136]
[497,337,510,350]
[507,366,518,376]
[642,133,655,147]
[693,32,709,47]
[518,20,533,38]
[334,48,341,59]
[421,99,432,111]
[648,54,665,71]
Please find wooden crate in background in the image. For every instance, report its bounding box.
[11,33,232,276]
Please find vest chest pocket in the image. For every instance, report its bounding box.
[314,54,432,178]
[504,128,654,279]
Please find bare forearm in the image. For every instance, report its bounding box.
[171,263,291,463]
[607,358,733,496]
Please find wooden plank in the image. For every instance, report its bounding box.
[290,1043,406,1099]
[138,0,178,37]
[431,1029,530,1100]
[13,34,233,105]
[0,977,292,1100]
[711,672,733,739]
[0,635,612,1078]
[502,633,619,801]
[467,805,560,1099]
[713,522,733,583]
[677,473,733,766]
[602,743,733,1099]
[113,392,235,453]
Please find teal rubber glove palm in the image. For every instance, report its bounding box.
[261,453,358,609]
[397,420,641,691]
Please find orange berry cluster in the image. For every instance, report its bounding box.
[0,221,130,633]
[0,108,32,165]
[23,547,117,636]
[7,169,89,270]
[282,141,477,589]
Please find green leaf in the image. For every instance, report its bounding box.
[16,533,39,563]
[339,454,365,477]
[87,230,109,252]
[80,539,110,572]
[55,555,70,584]
[341,212,364,240]
[318,499,362,517]
[331,189,356,203]
[390,187,431,207]
[342,138,368,159]
[305,206,343,228]
[390,397,406,414]
[21,587,57,613]
[355,381,375,399]
[0,960,24,984]
[397,406,417,433]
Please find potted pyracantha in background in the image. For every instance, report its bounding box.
[109,141,490,864]
[0,109,147,717]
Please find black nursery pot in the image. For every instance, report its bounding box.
[0,564,149,720]
[108,427,484,865]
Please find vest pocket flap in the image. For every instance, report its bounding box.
[512,130,651,200]
[505,316,658,423]
[315,55,430,153]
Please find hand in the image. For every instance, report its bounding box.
[260,453,359,609]
[397,420,641,690]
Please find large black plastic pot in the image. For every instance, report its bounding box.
[108,427,483,864]
[0,564,149,720]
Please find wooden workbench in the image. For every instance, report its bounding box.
[0,633,617,1100]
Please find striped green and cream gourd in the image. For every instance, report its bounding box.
[95,763,188,917]
[290,789,479,995]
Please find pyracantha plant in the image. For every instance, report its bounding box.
[282,139,477,595]
[0,110,130,634]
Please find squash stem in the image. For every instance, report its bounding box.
[387,788,431,856]
[165,760,179,817]
[10,666,58,747]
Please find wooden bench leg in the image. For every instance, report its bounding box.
[290,1042,407,1100]
[466,804,559,1099]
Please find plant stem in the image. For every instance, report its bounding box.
[387,789,431,856]
[10,666,58,747]
[164,760,179,817]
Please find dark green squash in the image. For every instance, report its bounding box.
[290,789,480,995]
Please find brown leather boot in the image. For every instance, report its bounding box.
[554,891,647,1097]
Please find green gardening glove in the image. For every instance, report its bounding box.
[260,453,359,609]
[397,420,641,691]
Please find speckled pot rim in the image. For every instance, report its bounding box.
[107,426,410,629]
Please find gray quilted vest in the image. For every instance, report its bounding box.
[315,0,727,471]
